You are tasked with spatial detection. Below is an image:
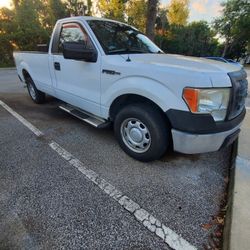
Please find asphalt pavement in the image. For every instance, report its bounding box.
[0,68,234,249]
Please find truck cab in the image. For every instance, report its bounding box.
[14,16,248,162]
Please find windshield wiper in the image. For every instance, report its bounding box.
[108,49,149,55]
[156,50,164,54]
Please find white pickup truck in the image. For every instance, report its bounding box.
[14,16,248,162]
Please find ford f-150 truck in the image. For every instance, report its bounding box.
[13,16,248,162]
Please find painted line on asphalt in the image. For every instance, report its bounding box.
[49,141,196,250]
[0,100,43,137]
[0,99,196,250]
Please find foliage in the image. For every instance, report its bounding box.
[155,6,169,35]
[155,21,222,57]
[46,0,68,29]
[214,0,250,58]
[66,0,86,16]
[0,7,15,66]
[86,0,92,16]
[167,0,189,26]
[98,0,125,21]
[0,0,71,66]
[0,0,50,60]
[126,0,147,32]
[12,0,50,50]
[0,0,249,67]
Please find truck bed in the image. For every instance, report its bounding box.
[13,51,53,95]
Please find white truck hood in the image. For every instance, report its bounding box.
[124,53,241,87]
[129,53,239,73]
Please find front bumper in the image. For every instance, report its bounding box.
[171,124,241,154]
[166,108,245,154]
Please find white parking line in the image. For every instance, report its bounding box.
[49,141,196,250]
[0,100,43,137]
[0,100,197,250]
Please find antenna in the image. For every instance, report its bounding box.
[126,44,131,62]
[126,54,131,62]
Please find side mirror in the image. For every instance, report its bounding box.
[62,42,97,62]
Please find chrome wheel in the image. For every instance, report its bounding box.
[120,118,151,153]
[28,83,36,100]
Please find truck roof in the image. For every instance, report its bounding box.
[57,16,124,24]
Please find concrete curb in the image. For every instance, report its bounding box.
[223,110,250,250]
[223,140,238,250]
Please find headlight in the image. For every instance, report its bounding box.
[183,88,230,121]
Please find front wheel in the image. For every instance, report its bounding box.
[114,103,170,162]
[26,77,46,104]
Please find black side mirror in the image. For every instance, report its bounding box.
[62,42,97,62]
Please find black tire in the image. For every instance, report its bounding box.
[114,103,170,162]
[26,77,46,104]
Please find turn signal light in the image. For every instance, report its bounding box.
[183,88,199,112]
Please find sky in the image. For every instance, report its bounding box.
[0,0,11,8]
[0,0,223,23]
[161,0,223,23]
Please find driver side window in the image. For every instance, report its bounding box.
[58,23,93,53]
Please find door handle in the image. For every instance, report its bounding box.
[54,62,60,71]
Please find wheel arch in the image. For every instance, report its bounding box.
[102,76,187,121]
[109,94,170,124]
[22,69,32,82]
[16,58,34,83]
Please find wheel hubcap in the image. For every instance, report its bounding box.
[28,83,36,100]
[120,118,151,153]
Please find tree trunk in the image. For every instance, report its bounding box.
[146,0,158,41]
[222,40,229,57]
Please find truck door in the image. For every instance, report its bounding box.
[51,22,101,116]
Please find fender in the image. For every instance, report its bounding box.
[14,53,39,88]
[14,52,55,95]
[101,76,189,118]
[13,51,34,83]
[19,62,34,83]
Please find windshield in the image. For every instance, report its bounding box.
[87,20,163,55]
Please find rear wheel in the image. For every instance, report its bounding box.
[26,77,45,104]
[114,103,170,162]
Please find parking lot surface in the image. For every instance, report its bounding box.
[0,69,234,249]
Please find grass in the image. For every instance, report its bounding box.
[0,62,15,68]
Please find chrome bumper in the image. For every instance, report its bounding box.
[172,124,241,154]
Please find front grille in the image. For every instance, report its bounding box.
[228,70,248,120]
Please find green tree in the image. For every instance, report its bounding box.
[0,7,16,66]
[66,0,87,16]
[98,0,125,21]
[155,21,220,57]
[154,7,169,48]
[126,0,147,32]
[12,0,49,50]
[214,0,250,59]
[0,0,50,66]
[47,0,68,28]
[184,21,219,56]
[155,7,169,33]
[86,0,92,16]
[167,0,189,26]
